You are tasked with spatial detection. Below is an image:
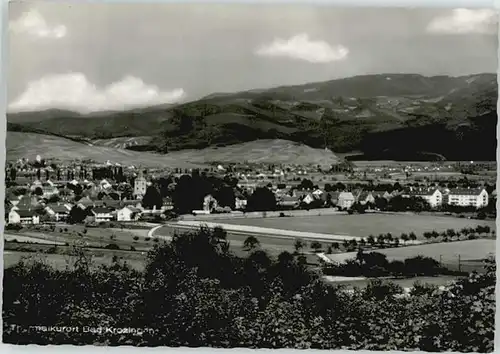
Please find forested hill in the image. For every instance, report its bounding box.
[7,73,497,161]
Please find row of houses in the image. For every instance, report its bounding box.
[275,189,394,210]
[7,201,167,225]
[274,186,491,210]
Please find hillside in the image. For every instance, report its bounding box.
[6,132,199,168]
[7,73,497,161]
[6,132,338,167]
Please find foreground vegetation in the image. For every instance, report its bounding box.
[3,227,495,351]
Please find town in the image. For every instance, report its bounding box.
[5,155,496,227]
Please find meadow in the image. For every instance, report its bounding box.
[325,239,495,274]
[217,213,496,239]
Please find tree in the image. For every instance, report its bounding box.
[401,233,409,245]
[310,241,322,252]
[409,232,417,242]
[142,185,162,210]
[298,179,314,191]
[33,187,43,196]
[393,237,400,247]
[9,168,16,182]
[332,242,340,250]
[367,235,375,246]
[246,187,277,212]
[68,206,87,224]
[446,229,456,238]
[294,239,305,254]
[36,169,41,180]
[243,236,260,252]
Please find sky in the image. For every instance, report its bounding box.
[7,2,499,113]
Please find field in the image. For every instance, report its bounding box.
[326,239,496,273]
[4,224,155,250]
[7,132,338,166]
[323,275,462,290]
[216,213,496,239]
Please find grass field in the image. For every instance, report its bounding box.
[7,132,339,166]
[323,275,462,290]
[6,225,155,251]
[325,239,496,273]
[216,213,496,239]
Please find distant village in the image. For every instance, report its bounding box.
[5,155,496,227]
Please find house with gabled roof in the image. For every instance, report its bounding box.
[91,207,114,222]
[356,191,376,205]
[338,192,355,209]
[403,187,443,208]
[76,196,95,209]
[45,203,71,222]
[117,206,141,222]
[9,209,40,225]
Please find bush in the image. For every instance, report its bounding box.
[410,281,438,296]
[1,226,495,351]
[5,224,22,231]
[133,236,139,241]
[104,243,120,250]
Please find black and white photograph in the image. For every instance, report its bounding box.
[2,2,498,351]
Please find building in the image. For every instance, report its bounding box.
[321,191,340,206]
[91,207,114,222]
[277,195,300,209]
[99,179,112,190]
[235,197,248,210]
[301,193,315,205]
[356,191,376,205]
[338,192,355,209]
[41,181,59,198]
[133,175,147,199]
[405,188,443,208]
[8,209,40,225]
[446,188,489,208]
[45,204,71,222]
[117,206,141,221]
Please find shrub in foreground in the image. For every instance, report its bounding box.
[2,227,495,351]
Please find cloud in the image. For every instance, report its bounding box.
[10,8,67,39]
[426,9,497,34]
[8,73,186,113]
[255,34,349,63]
